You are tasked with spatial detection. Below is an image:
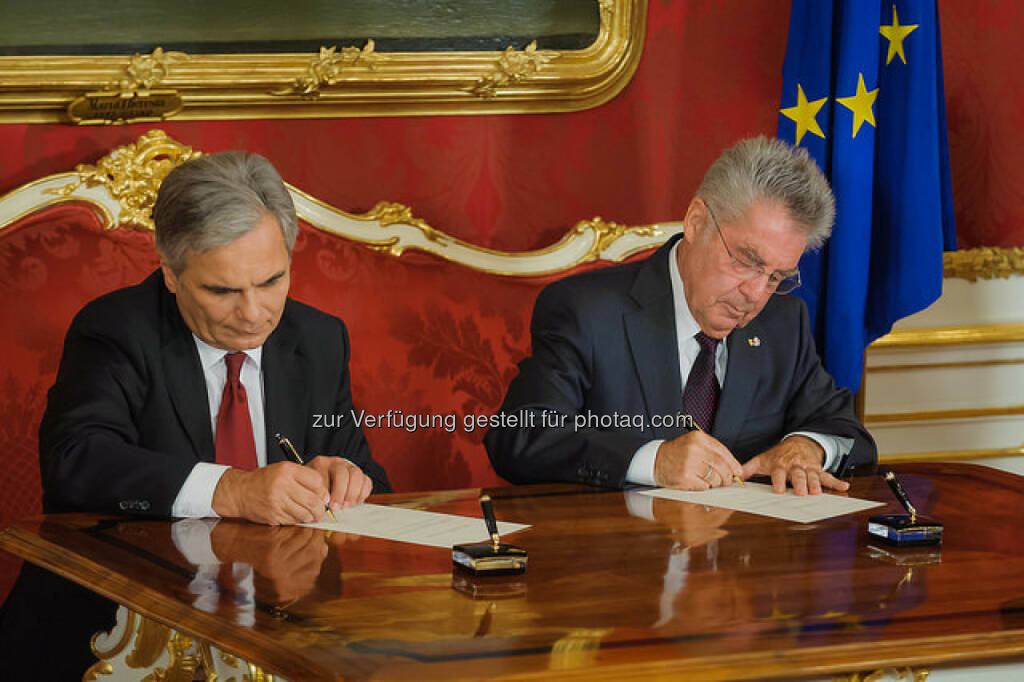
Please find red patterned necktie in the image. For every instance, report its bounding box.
[214,352,258,470]
[681,332,721,432]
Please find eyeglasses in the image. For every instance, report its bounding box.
[704,202,801,295]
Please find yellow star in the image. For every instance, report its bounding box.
[880,6,918,65]
[779,84,828,145]
[836,73,878,138]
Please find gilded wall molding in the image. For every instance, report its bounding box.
[870,323,1024,350]
[108,47,189,92]
[0,0,646,123]
[467,41,559,98]
[272,42,380,98]
[944,247,1024,281]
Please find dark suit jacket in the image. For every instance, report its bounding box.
[39,270,390,515]
[484,234,876,487]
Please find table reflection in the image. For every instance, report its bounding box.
[171,519,335,622]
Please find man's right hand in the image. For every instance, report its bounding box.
[654,430,743,490]
[212,462,331,525]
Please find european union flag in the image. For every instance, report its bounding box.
[777,0,956,392]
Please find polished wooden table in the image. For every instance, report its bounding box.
[2,463,1024,680]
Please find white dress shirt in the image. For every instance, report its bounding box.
[170,337,266,518]
[624,241,849,485]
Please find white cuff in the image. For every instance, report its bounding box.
[171,463,230,518]
[625,440,664,486]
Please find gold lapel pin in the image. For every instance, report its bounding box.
[748,336,761,347]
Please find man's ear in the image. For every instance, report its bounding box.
[159,260,178,294]
[682,197,707,244]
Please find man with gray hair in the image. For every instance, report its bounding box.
[39,150,390,522]
[485,137,876,494]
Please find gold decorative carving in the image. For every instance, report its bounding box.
[109,47,189,92]
[126,618,172,668]
[272,41,380,97]
[365,200,450,246]
[945,247,1024,281]
[83,661,115,681]
[88,608,138,678]
[141,631,201,682]
[575,216,662,263]
[45,129,200,231]
[65,48,188,125]
[244,661,277,681]
[467,41,559,98]
[599,0,616,20]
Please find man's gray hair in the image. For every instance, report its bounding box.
[154,151,298,274]
[696,136,835,249]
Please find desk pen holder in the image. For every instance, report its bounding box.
[868,513,943,546]
[452,541,528,576]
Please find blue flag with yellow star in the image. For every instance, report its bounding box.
[777,0,956,392]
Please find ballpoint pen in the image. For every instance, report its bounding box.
[689,421,744,486]
[883,469,918,522]
[275,433,337,522]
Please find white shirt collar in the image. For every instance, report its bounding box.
[192,334,262,371]
[668,240,703,342]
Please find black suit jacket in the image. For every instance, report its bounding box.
[484,235,876,487]
[39,270,390,515]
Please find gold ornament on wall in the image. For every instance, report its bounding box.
[44,129,200,230]
[944,247,1024,281]
[467,41,559,98]
[273,41,380,97]
[109,47,189,92]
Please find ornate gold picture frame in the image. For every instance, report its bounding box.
[0,0,646,124]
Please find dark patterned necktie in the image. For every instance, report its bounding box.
[215,352,258,470]
[681,332,721,432]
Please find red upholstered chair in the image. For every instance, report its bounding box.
[0,130,681,601]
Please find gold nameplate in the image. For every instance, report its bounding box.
[67,90,184,125]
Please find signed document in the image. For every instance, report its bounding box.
[638,482,883,523]
[301,504,530,548]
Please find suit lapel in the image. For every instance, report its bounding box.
[624,237,684,439]
[262,304,308,463]
[714,320,765,448]
[160,285,215,461]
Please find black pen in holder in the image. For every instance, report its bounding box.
[452,494,527,576]
[867,469,943,546]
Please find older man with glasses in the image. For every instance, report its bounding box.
[485,136,876,495]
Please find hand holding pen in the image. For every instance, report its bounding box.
[652,422,745,490]
[276,434,373,518]
[276,434,337,521]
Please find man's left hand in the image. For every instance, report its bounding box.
[307,456,373,511]
[739,436,849,496]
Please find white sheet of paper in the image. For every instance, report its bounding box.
[638,482,883,523]
[300,503,530,548]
